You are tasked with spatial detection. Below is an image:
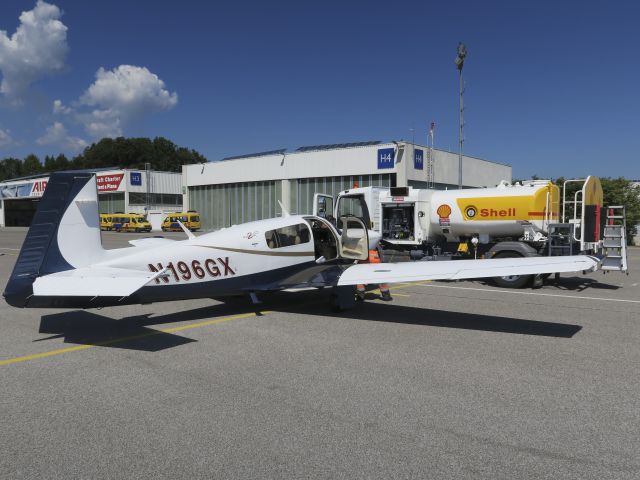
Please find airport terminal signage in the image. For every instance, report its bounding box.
[130,171,142,186]
[0,178,49,199]
[377,148,395,169]
[96,173,124,192]
[30,179,48,196]
[414,149,424,170]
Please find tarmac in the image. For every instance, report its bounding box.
[1,227,639,479]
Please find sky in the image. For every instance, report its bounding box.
[0,0,638,179]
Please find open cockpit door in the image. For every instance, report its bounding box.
[338,216,369,261]
[313,193,334,220]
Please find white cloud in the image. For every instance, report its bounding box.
[80,65,178,112]
[37,121,87,152]
[79,108,122,138]
[77,65,177,138]
[52,99,71,114]
[0,128,12,147]
[0,1,68,99]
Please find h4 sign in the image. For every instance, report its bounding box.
[414,149,424,170]
[377,148,395,169]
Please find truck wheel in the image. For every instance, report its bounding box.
[491,252,533,288]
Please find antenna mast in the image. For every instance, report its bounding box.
[427,121,435,188]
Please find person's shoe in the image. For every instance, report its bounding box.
[356,290,366,302]
[380,290,392,301]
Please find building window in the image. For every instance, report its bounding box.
[129,193,182,206]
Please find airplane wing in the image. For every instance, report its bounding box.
[32,267,163,297]
[337,255,600,286]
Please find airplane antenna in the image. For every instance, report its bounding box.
[176,220,196,239]
[278,200,290,217]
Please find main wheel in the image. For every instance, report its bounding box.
[491,251,533,288]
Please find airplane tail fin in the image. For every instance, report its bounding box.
[3,171,104,307]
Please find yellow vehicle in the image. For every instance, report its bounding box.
[101,213,152,232]
[161,211,201,232]
[99,213,114,231]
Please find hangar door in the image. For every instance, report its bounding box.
[3,198,39,226]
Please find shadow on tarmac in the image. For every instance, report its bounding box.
[36,288,582,351]
[267,291,583,338]
[478,275,620,292]
[37,310,198,352]
[543,276,621,292]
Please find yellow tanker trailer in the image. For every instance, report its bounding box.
[428,180,561,242]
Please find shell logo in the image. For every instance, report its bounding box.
[436,204,452,219]
[464,205,477,219]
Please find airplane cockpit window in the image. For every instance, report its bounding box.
[265,223,311,249]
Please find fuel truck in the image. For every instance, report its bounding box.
[313,176,627,288]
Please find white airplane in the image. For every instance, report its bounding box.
[3,172,600,310]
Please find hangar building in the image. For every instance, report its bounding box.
[183,141,512,231]
[0,168,182,229]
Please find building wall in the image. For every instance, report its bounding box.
[184,143,511,188]
[291,174,394,216]
[434,150,511,188]
[183,142,511,231]
[0,169,183,227]
[189,181,282,231]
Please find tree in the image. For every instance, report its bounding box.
[600,177,640,245]
[22,154,41,176]
[71,136,205,172]
[43,155,56,172]
[0,157,23,181]
[53,154,70,171]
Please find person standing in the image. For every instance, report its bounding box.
[356,248,392,301]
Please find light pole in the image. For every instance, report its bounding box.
[454,42,467,189]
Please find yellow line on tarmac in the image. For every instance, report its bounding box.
[0,282,433,367]
[0,311,264,367]
[0,344,95,365]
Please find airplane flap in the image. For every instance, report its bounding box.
[33,267,161,297]
[337,255,600,286]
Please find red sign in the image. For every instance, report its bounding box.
[96,173,124,192]
[30,179,48,197]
